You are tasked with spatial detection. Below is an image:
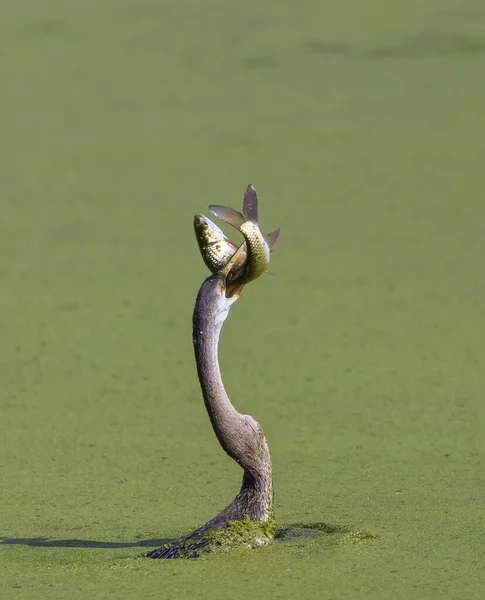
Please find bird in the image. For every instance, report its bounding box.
[147,187,278,559]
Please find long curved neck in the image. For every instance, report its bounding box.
[192,274,273,508]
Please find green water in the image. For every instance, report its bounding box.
[1,0,484,597]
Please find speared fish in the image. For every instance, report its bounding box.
[193,213,247,277]
[209,184,280,285]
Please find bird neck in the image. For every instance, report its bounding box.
[192,274,273,515]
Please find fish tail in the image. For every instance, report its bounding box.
[208,205,246,231]
[221,241,246,277]
[264,228,280,250]
[242,184,259,223]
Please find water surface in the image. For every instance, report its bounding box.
[1,0,484,598]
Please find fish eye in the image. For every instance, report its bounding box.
[194,215,208,229]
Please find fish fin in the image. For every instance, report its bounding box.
[264,228,280,251]
[242,184,259,222]
[209,205,246,231]
[221,241,246,277]
[222,241,247,299]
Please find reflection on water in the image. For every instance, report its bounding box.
[1,524,379,551]
[0,536,171,549]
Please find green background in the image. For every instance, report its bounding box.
[1,0,484,598]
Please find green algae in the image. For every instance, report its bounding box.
[205,514,276,554]
[274,522,380,547]
[340,529,381,545]
[149,510,277,559]
[2,0,485,598]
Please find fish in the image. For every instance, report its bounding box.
[193,213,247,276]
[209,184,280,285]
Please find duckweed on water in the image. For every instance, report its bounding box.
[2,0,485,597]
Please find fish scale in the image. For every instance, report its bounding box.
[208,184,280,285]
[238,221,271,283]
[193,213,247,275]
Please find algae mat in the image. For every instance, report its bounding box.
[1,0,484,598]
